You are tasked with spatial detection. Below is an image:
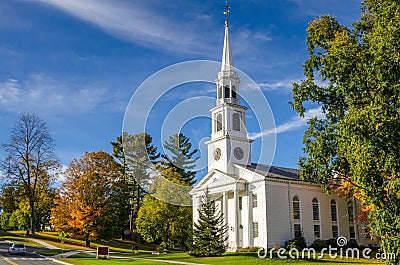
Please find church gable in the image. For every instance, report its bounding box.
[192,169,242,193]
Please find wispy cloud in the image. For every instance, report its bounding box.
[249,107,324,139]
[257,79,298,92]
[37,0,217,54]
[0,75,124,115]
[243,79,300,93]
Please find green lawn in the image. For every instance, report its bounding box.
[12,231,157,252]
[62,251,386,265]
[0,231,43,247]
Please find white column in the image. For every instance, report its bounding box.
[222,192,229,246]
[247,189,253,247]
[233,189,239,249]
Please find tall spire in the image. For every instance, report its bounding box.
[221,2,233,72]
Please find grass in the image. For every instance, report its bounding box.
[2,232,387,265]
[12,231,157,252]
[0,231,43,247]
[63,251,386,265]
[35,249,65,256]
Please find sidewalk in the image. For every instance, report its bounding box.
[51,250,81,258]
[8,231,59,249]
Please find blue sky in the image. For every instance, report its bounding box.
[0,0,363,178]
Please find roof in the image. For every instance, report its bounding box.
[243,163,301,181]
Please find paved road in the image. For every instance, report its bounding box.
[0,241,65,265]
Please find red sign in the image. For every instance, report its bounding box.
[97,246,109,258]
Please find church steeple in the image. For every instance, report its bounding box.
[216,3,240,106]
[206,4,252,174]
[221,4,233,72]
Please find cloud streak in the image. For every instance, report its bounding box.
[0,75,124,115]
[37,0,216,54]
[249,107,324,139]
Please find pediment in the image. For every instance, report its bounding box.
[190,169,241,194]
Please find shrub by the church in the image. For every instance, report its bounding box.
[189,188,228,257]
[284,237,306,251]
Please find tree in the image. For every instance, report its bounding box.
[158,133,198,186]
[0,181,54,232]
[51,151,126,247]
[136,194,192,251]
[189,188,227,257]
[291,1,400,263]
[136,133,197,250]
[1,112,58,235]
[111,132,159,236]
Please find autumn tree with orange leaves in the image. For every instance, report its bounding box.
[51,151,128,247]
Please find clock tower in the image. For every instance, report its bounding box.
[206,6,252,174]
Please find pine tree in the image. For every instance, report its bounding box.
[189,188,227,257]
[111,133,159,237]
[158,133,198,186]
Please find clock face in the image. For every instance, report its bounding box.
[234,147,244,160]
[214,148,221,161]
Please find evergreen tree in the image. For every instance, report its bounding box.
[111,133,159,237]
[158,133,198,186]
[189,188,227,257]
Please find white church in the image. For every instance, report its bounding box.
[190,9,371,251]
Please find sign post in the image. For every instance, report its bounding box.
[59,231,66,257]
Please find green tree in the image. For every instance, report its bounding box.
[1,113,59,235]
[111,132,159,236]
[136,193,192,250]
[189,188,227,257]
[291,1,400,263]
[136,133,197,250]
[158,133,198,186]
[0,179,55,232]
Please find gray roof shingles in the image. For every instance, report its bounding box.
[244,163,301,181]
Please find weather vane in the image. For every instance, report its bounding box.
[223,0,230,26]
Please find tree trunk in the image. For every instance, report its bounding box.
[29,199,35,235]
[85,234,90,248]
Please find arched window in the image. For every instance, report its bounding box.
[312,198,319,221]
[293,196,300,220]
[233,113,240,131]
[347,201,354,221]
[331,200,337,222]
[218,86,222,99]
[216,114,222,132]
[224,85,230,98]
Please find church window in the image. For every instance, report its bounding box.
[312,198,320,221]
[294,224,302,238]
[293,196,300,220]
[252,194,258,208]
[216,114,222,132]
[233,113,240,131]
[347,201,354,222]
[314,225,321,239]
[253,222,259,238]
[331,200,337,222]
[349,226,356,239]
[218,85,222,99]
[232,86,237,99]
[332,225,339,238]
[224,85,230,98]
[238,196,242,210]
